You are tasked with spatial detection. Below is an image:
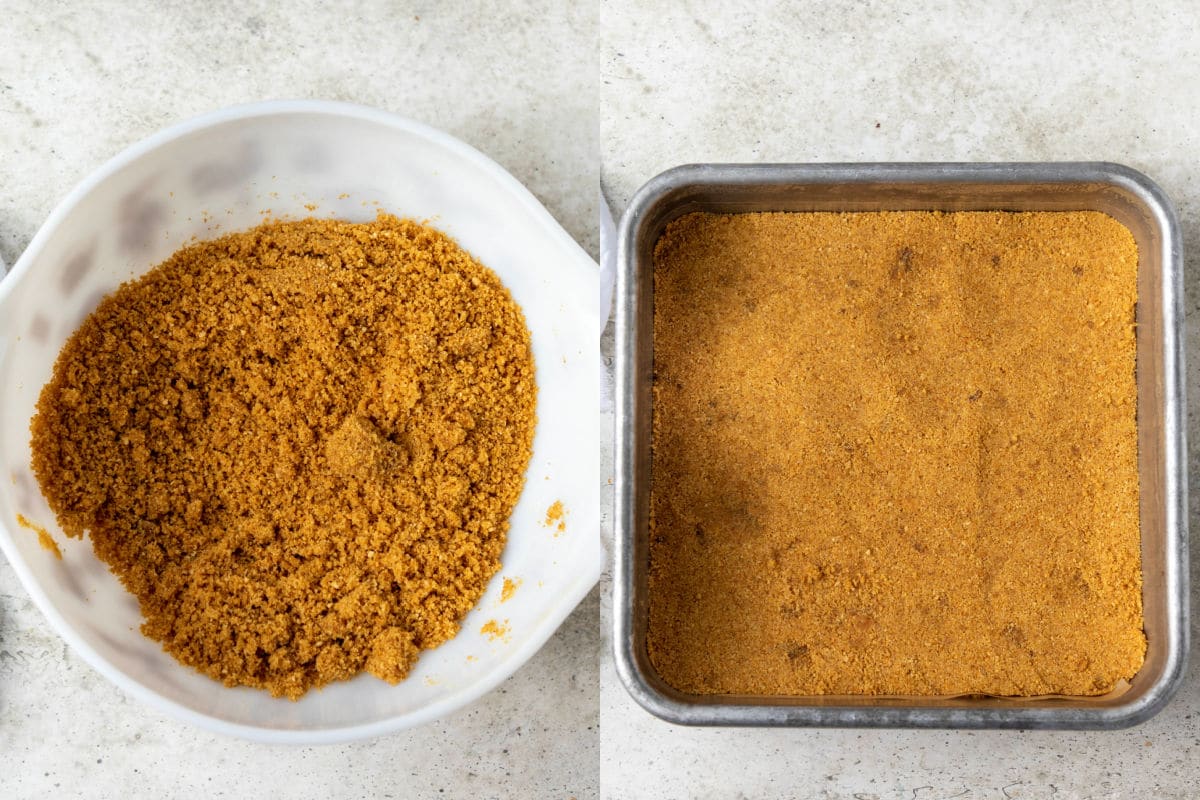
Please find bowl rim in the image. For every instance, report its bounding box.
[0,99,602,744]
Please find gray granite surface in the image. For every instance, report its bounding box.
[600,2,1200,798]
[0,2,597,799]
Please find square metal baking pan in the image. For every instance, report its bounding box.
[613,162,1188,729]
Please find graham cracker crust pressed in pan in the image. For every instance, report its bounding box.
[648,211,1143,697]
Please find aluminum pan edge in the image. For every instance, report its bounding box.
[613,162,1188,729]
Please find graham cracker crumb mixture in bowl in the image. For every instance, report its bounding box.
[30,213,536,699]
[649,210,1143,698]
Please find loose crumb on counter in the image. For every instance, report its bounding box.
[30,213,536,699]
[648,210,1143,697]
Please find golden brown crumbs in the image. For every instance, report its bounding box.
[17,514,61,560]
[480,619,510,642]
[649,211,1142,697]
[501,577,521,603]
[544,500,567,532]
[30,213,537,699]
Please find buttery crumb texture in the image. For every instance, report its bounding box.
[30,214,536,699]
[649,211,1143,697]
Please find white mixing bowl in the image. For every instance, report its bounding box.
[0,101,601,743]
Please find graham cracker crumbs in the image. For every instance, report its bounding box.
[480,618,510,642]
[16,513,61,559]
[649,211,1143,697]
[544,500,567,533]
[30,213,536,699]
[501,577,522,602]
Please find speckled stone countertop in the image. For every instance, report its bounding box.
[599,2,1199,798]
[0,2,597,798]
